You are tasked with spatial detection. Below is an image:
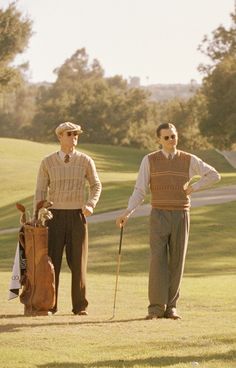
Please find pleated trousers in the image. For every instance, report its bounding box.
[148,208,190,317]
[48,209,88,313]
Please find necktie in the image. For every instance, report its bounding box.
[64,154,70,163]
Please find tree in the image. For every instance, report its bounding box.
[31,49,105,141]
[0,3,33,138]
[198,14,236,75]
[199,55,236,148]
[198,13,236,149]
[156,96,210,151]
[0,82,38,138]
[0,3,32,91]
[31,48,155,148]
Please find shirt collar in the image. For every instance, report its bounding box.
[161,149,177,159]
[58,150,75,161]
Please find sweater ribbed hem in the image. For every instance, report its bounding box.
[51,202,84,210]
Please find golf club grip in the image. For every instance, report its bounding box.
[118,226,123,254]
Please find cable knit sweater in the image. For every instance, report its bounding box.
[34,150,102,210]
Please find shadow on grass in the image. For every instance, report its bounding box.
[80,143,147,173]
[0,314,23,319]
[0,195,34,230]
[0,317,146,333]
[36,350,236,367]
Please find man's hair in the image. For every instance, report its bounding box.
[156,122,177,137]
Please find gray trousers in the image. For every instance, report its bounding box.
[148,208,190,317]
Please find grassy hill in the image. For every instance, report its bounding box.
[0,137,235,230]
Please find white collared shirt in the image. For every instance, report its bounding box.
[58,150,75,161]
[126,149,221,214]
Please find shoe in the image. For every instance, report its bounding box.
[164,310,181,320]
[74,310,88,316]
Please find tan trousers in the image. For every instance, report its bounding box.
[148,209,190,317]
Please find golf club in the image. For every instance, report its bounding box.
[110,225,124,320]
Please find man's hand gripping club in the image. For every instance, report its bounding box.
[116,209,131,228]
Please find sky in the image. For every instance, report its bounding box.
[2,0,235,85]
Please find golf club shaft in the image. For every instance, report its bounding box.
[112,226,123,317]
[112,253,121,314]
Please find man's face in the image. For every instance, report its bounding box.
[158,127,178,152]
[59,130,79,149]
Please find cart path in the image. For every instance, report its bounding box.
[217,150,236,169]
[1,185,236,233]
[89,184,236,223]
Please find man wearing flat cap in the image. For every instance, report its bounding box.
[34,122,102,315]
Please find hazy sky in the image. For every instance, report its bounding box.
[2,0,235,85]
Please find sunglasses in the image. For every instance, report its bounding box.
[162,134,177,141]
[67,131,78,137]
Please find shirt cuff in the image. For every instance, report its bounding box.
[85,205,94,214]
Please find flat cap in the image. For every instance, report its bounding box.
[55,122,83,136]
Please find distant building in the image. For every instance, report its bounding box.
[143,83,201,101]
[129,76,140,88]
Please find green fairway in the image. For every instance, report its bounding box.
[0,137,236,231]
[0,201,235,367]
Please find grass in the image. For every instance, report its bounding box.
[0,201,236,367]
[0,138,236,231]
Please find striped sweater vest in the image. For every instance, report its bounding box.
[148,150,191,210]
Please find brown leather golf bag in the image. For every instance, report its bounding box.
[19,225,55,316]
[17,202,55,316]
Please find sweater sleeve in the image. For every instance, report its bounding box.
[85,158,102,209]
[33,160,50,212]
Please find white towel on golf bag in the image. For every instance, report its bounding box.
[8,242,22,300]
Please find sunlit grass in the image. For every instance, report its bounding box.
[0,201,236,367]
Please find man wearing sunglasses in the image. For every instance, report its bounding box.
[34,122,102,315]
[116,122,220,320]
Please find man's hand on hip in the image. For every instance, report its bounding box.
[82,205,93,217]
[184,184,194,195]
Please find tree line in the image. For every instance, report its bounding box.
[0,3,235,150]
